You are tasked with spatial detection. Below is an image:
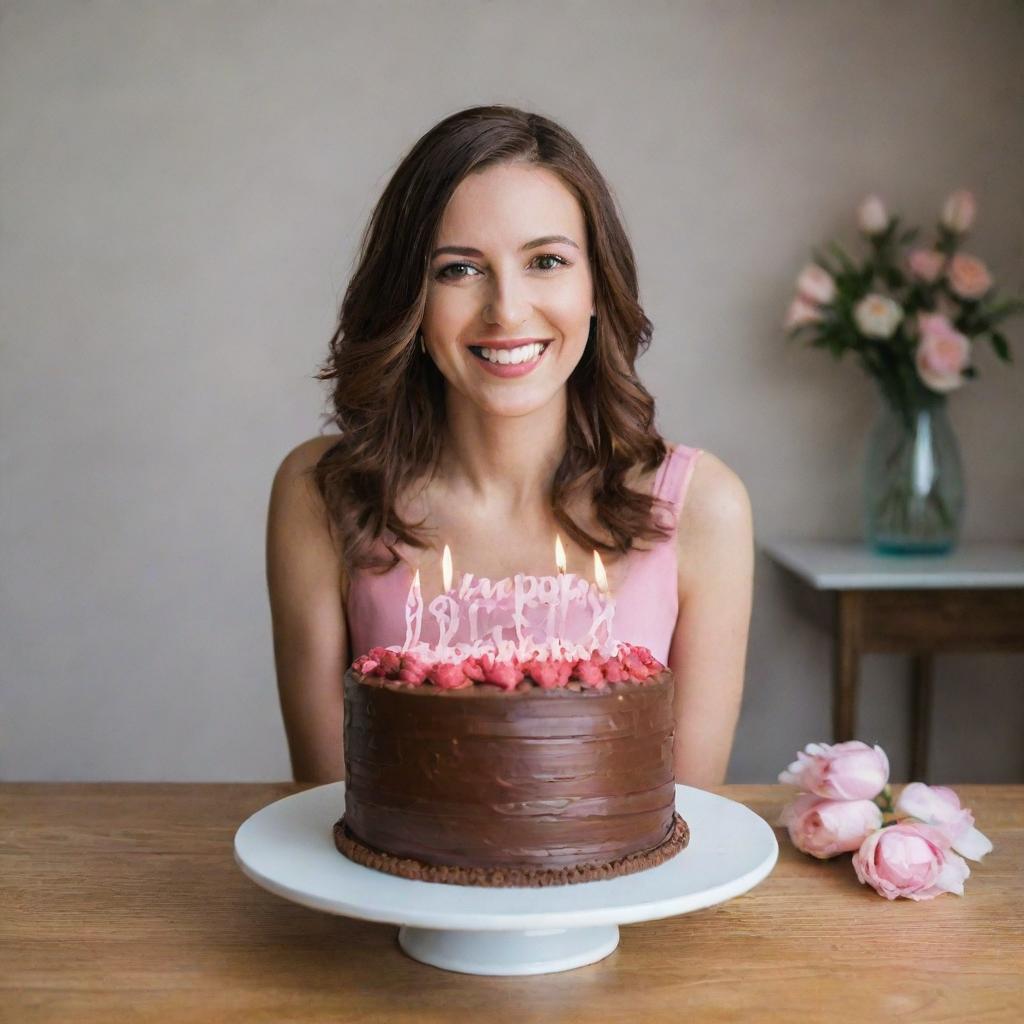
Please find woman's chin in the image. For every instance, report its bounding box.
[457,381,564,420]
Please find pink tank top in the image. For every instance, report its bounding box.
[345,444,703,665]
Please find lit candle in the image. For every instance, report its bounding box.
[427,544,460,659]
[586,550,616,654]
[402,567,423,652]
[554,533,571,639]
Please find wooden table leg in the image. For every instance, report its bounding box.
[910,653,933,782]
[833,591,863,743]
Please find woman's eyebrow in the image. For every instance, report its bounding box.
[431,235,580,259]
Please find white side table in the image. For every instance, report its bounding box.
[761,540,1024,780]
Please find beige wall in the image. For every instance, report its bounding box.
[2,1,1022,782]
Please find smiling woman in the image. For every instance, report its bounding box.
[266,105,753,789]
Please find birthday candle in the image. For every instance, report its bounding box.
[583,549,616,654]
[427,544,460,659]
[554,533,570,639]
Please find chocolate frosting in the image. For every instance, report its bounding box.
[341,668,679,872]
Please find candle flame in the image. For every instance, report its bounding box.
[442,544,453,592]
[593,550,609,594]
[554,533,566,575]
[413,568,421,591]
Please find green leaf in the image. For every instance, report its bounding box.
[810,248,838,277]
[982,297,1024,327]
[990,332,1013,363]
[828,241,860,277]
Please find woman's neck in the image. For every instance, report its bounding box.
[439,391,567,512]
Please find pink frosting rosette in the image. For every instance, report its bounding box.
[853,821,971,901]
[778,740,889,801]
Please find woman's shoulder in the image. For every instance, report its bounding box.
[673,445,751,526]
[274,434,341,483]
[669,444,753,587]
[269,435,345,567]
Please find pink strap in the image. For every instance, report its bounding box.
[656,444,703,524]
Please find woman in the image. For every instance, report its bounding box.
[267,105,754,788]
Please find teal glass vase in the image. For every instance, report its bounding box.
[863,393,965,555]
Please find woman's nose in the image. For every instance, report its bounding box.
[483,270,531,329]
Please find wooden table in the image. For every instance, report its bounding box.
[3,783,1022,1023]
[762,540,1024,781]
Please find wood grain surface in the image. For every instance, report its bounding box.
[2,783,1021,1023]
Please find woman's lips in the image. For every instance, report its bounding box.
[469,343,550,378]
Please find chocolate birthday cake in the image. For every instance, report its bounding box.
[334,644,689,887]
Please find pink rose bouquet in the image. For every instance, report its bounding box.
[783,189,1022,427]
[777,741,993,901]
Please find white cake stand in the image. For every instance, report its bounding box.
[234,783,778,976]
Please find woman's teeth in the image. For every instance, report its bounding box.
[472,342,546,365]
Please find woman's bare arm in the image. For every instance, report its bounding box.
[266,436,348,783]
[667,451,755,788]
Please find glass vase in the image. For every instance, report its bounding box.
[863,394,964,555]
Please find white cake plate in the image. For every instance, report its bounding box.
[234,783,778,976]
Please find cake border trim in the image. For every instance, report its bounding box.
[333,812,690,888]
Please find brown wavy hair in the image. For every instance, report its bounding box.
[313,104,674,581]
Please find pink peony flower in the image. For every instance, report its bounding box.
[906,248,946,284]
[947,252,993,300]
[915,312,970,393]
[857,194,890,236]
[778,741,889,800]
[895,783,993,861]
[796,264,837,305]
[941,189,976,234]
[779,794,883,859]
[853,821,970,901]
[784,296,823,331]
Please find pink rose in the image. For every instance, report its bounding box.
[941,189,976,234]
[778,741,889,800]
[853,293,904,339]
[853,822,970,901]
[947,252,992,300]
[857,194,889,236]
[895,783,993,861]
[796,264,836,305]
[779,794,883,859]
[915,312,970,393]
[906,248,946,284]
[783,296,823,331]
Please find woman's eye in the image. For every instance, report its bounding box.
[533,254,569,271]
[435,254,570,281]
[436,262,480,280]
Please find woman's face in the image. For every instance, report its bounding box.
[421,162,594,419]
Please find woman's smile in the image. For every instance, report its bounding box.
[468,339,552,377]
